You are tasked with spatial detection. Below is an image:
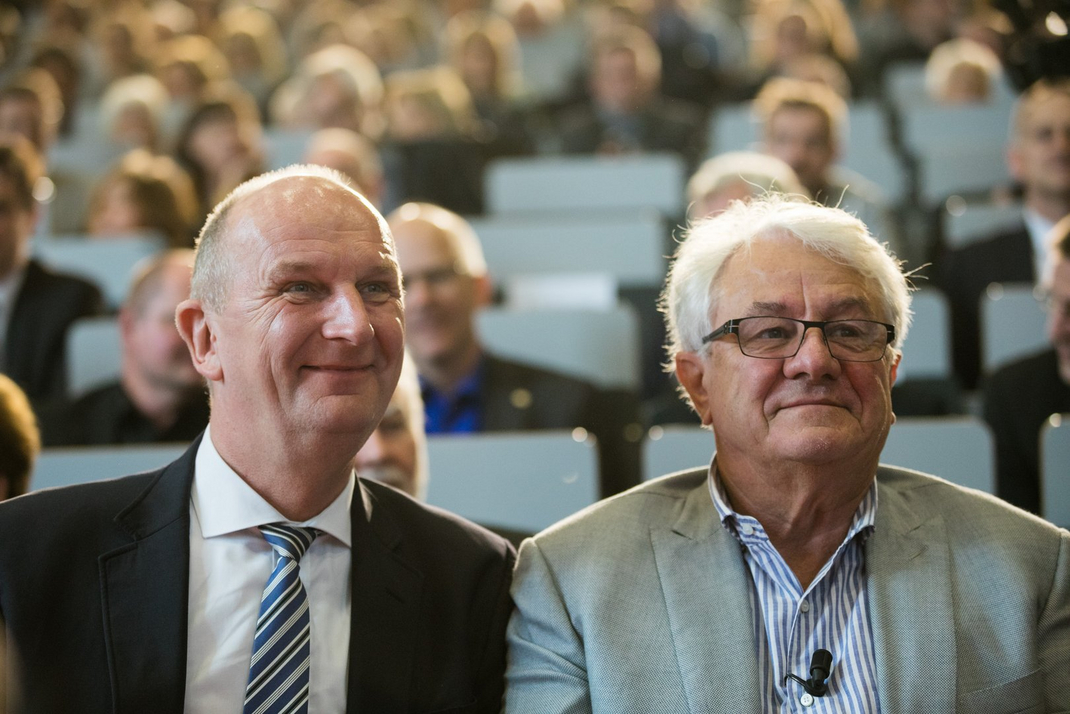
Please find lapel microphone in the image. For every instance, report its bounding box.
[785,649,833,697]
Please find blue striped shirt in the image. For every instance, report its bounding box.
[709,471,880,713]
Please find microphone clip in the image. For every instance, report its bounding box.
[785,649,833,697]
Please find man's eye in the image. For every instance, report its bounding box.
[361,283,393,301]
[287,282,314,294]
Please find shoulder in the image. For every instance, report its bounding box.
[22,259,103,301]
[360,478,515,566]
[987,349,1058,384]
[876,465,1066,544]
[529,469,707,551]
[484,353,595,394]
[0,471,160,555]
[948,223,1030,262]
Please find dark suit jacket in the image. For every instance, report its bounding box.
[482,354,640,496]
[2,259,104,404]
[0,435,515,713]
[935,224,1033,390]
[983,348,1070,514]
[557,99,705,171]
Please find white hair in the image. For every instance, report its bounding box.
[687,151,809,214]
[662,194,912,368]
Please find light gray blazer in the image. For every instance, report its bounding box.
[504,466,1070,713]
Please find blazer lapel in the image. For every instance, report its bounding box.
[867,477,956,712]
[347,482,425,712]
[99,439,199,714]
[649,476,762,714]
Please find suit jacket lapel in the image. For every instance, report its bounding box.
[347,482,425,712]
[868,475,956,711]
[100,438,199,714]
[649,475,762,713]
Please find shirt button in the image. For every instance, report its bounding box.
[740,524,755,536]
[799,600,810,613]
[801,693,815,707]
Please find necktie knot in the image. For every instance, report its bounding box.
[259,523,318,561]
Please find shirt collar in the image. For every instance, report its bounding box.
[191,424,354,546]
[707,460,878,544]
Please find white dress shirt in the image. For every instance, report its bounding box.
[184,426,353,713]
[1024,208,1056,285]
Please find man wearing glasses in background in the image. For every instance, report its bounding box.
[505,195,1070,711]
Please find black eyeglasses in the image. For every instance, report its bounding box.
[702,316,896,362]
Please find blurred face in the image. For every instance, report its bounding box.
[353,390,421,496]
[461,35,499,97]
[0,175,34,279]
[765,106,834,195]
[693,180,755,219]
[1049,257,1070,384]
[123,262,200,390]
[393,218,485,372]
[89,179,142,236]
[187,114,248,174]
[201,177,405,441]
[1010,93,1070,203]
[677,233,899,469]
[0,96,44,150]
[592,47,647,113]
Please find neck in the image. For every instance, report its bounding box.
[717,454,873,589]
[418,342,483,394]
[1026,191,1070,225]
[209,418,355,521]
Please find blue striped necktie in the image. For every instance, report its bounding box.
[244,523,319,714]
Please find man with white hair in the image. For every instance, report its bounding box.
[505,195,1069,711]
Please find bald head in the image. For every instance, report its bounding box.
[191,164,388,313]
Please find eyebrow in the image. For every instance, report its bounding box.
[743,297,876,318]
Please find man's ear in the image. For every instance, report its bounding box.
[675,351,713,426]
[889,351,900,386]
[176,298,223,382]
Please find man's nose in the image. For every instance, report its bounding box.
[784,325,840,377]
[322,288,374,343]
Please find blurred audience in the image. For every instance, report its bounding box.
[686,150,808,220]
[924,37,1003,105]
[0,69,63,154]
[272,43,385,138]
[937,77,1070,389]
[0,138,103,405]
[983,215,1070,515]
[353,352,429,500]
[174,93,264,223]
[40,249,207,446]
[98,74,169,153]
[380,66,485,214]
[446,10,536,157]
[215,5,288,116]
[303,127,385,207]
[389,201,639,494]
[0,372,38,502]
[755,77,902,256]
[85,149,198,248]
[557,24,705,169]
